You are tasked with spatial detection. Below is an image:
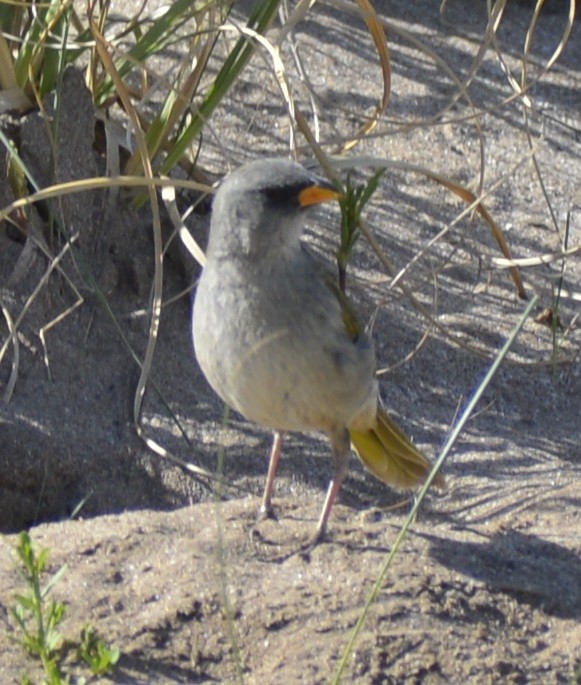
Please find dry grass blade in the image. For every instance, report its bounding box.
[89,10,164,459]
[0,304,18,403]
[276,0,317,45]
[0,175,211,224]
[422,170,527,299]
[87,7,224,486]
[39,290,84,382]
[0,32,17,89]
[12,0,72,99]
[492,245,580,269]
[221,22,296,148]
[522,0,575,81]
[124,3,227,176]
[0,234,79,387]
[278,1,322,142]
[161,183,207,268]
[484,0,576,240]
[323,0,487,199]
[156,0,282,176]
[294,107,336,180]
[339,0,390,152]
[440,0,507,102]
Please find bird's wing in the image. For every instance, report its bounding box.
[300,244,362,343]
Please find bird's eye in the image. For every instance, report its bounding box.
[261,183,308,208]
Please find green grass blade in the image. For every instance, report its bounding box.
[38,3,71,97]
[94,0,219,104]
[157,0,282,176]
[332,293,539,684]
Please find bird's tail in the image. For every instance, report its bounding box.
[349,406,445,490]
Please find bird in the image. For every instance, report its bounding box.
[192,157,444,546]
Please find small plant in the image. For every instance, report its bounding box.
[11,532,68,682]
[77,625,120,676]
[337,169,385,292]
[571,663,581,685]
[10,532,120,685]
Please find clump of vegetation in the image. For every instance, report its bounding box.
[11,531,120,685]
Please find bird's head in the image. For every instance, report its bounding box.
[208,158,340,259]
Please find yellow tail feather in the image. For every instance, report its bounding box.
[350,406,445,491]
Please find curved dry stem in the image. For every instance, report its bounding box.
[325,0,487,196]
[339,0,391,152]
[0,234,79,385]
[89,10,164,464]
[0,304,19,404]
[0,175,212,224]
[278,0,322,142]
[161,182,207,268]
[484,1,576,241]
[492,245,580,270]
[220,21,297,151]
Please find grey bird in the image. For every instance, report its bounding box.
[192,158,443,545]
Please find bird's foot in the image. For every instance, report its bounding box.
[249,504,279,547]
[298,526,328,560]
[256,503,278,523]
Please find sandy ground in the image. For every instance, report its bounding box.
[0,1,580,683]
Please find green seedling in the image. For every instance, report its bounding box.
[337,169,385,292]
[10,532,120,684]
[77,625,120,676]
[11,532,68,680]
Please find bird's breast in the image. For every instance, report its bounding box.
[193,257,377,433]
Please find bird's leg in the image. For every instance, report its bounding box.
[258,431,285,520]
[310,428,350,547]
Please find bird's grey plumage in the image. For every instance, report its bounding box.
[193,158,377,435]
[192,158,441,545]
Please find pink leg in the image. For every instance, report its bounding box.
[259,431,284,519]
[311,429,350,546]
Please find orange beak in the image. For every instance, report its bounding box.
[298,184,342,207]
